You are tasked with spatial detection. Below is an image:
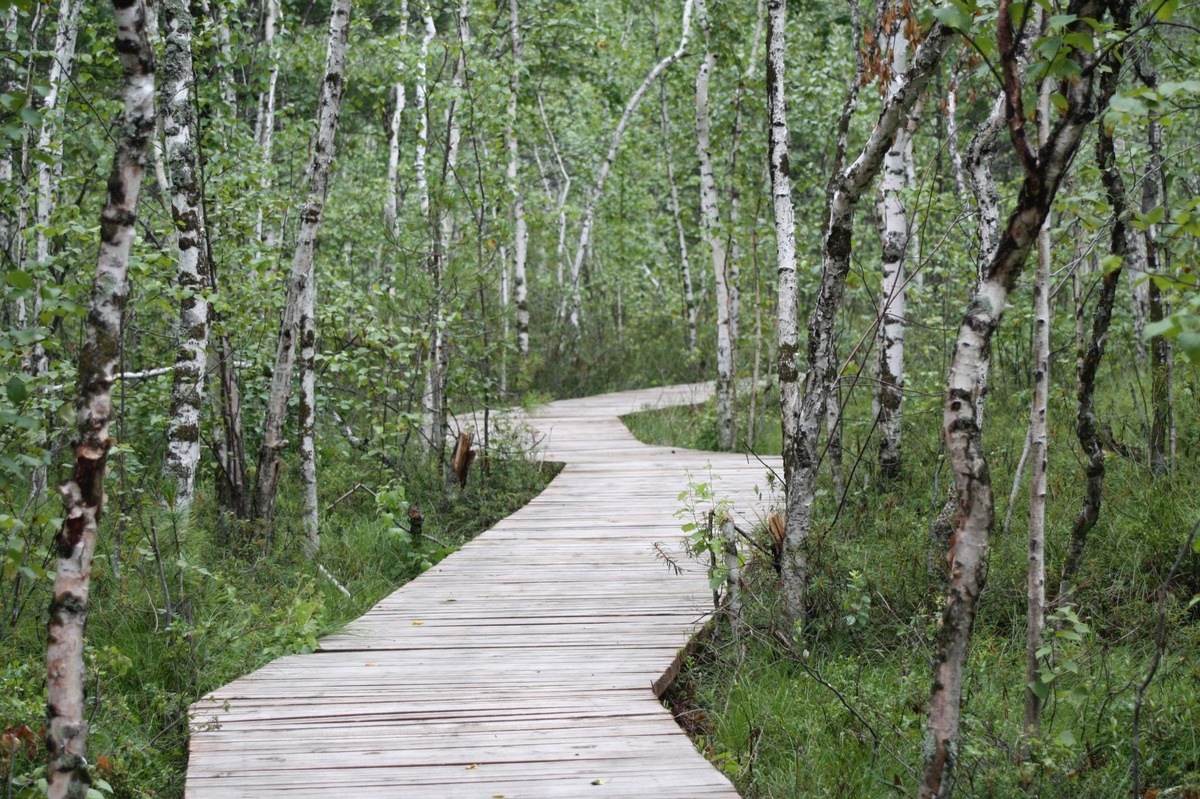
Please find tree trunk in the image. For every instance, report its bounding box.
[919,5,1118,795]
[568,0,694,332]
[873,17,913,481]
[694,0,734,450]
[1024,66,1053,747]
[1055,36,1130,605]
[384,0,407,240]
[46,3,154,796]
[255,0,281,242]
[254,0,352,529]
[536,94,572,327]
[160,0,212,514]
[657,74,697,353]
[507,0,529,360]
[780,17,955,625]
[31,0,82,378]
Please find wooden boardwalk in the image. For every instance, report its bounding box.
[186,383,780,798]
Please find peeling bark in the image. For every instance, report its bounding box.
[507,0,529,359]
[46,2,155,796]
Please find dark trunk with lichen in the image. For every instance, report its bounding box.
[46,2,155,796]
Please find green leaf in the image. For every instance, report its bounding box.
[1029,680,1050,701]
[6,375,27,404]
[1057,728,1078,746]
[1154,0,1178,20]
[4,269,32,290]
[1049,92,1068,115]
[1176,331,1200,366]
[1142,318,1177,339]
[933,3,973,32]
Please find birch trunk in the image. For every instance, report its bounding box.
[422,0,467,457]
[1024,69,1053,746]
[766,0,799,523]
[694,0,734,450]
[568,0,694,332]
[31,0,82,378]
[780,19,955,625]
[920,5,1116,795]
[255,0,281,241]
[658,75,696,353]
[945,66,967,197]
[160,0,212,513]
[384,0,407,240]
[254,0,351,530]
[873,20,912,481]
[414,1,434,222]
[1140,97,1170,476]
[507,0,529,359]
[46,3,154,795]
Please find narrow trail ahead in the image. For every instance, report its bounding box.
[187,383,781,798]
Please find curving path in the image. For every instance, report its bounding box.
[186,383,780,798]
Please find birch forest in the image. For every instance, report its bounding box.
[2,0,1199,795]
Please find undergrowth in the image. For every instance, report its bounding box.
[630,374,1200,797]
[0,440,555,799]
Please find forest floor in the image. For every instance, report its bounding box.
[624,384,1200,798]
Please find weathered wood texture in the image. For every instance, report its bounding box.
[187,382,778,798]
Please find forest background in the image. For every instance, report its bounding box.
[1,0,1198,796]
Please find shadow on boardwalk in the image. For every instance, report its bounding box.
[187,382,780,798]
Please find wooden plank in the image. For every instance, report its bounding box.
[186,382,778,798]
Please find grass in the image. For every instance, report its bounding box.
[0,438,556,799]
[626,373,1200,797]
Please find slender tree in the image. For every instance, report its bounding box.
[920,4,1125,795]
[507,0,530,361]
[384,0,408,240]
[160,0,213,513]
[779,15,955,624]
[254,0,352,533]
[46,1,155,795]
[694,0,735,450]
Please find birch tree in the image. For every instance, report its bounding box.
[46,1,155,795]
[160,0,212,512]
[567,0,694,332]
[658,72,697,353]
[384,0,408,240]
[766,0,799,508]
[30,0,82,378]
[779,15,955,624]
[255,0,282,242]
[872,12,915,480]
[253,0,352,535]
[694,0,735,450]
[507,0,530,359]
[920,4,1126,795]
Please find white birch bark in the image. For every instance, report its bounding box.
[31,0,82,377]
[780,19,955,624]
[657,75,696,353]
[568,0,694,332]
[873,20,912,480]
[160,0,212,512]
[255,0,282,242]
[694,0,734,450]
[384,0,408,240]
[507,0,529,358]
[766,0,799,519]
[254,0,351,530]
[414,0,434,221]
[47,3,154,795]
[1024,72,1053,745]
[920,5,1113,794]
[945,66,967,197]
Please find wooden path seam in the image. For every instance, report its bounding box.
[186,382,780,798]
